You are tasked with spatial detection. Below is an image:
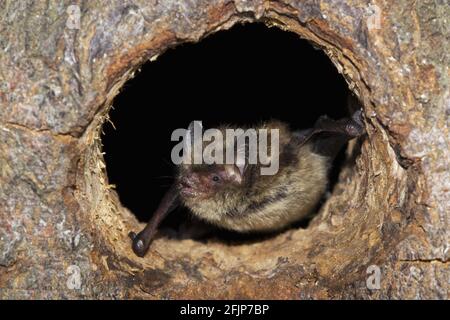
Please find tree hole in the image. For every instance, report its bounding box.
[101,23,354,244]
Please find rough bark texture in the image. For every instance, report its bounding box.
[0,0,448,299]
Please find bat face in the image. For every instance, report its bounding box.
[177,164,244,201]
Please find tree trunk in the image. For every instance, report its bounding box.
[0,0,448,299]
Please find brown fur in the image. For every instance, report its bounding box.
[177,121,329,232]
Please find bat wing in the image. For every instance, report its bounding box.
[292,110,365,148]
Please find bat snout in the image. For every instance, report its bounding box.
[179,175,203,197]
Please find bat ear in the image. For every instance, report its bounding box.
[224,164,245,184]
[236,162,246,177]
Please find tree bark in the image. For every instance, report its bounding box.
[0,0,448,299]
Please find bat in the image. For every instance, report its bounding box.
[129,109,365,257]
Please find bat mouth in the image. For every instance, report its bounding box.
[180,186,198,197]
[179,181,201,198]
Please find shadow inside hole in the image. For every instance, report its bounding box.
[102,23,352,244]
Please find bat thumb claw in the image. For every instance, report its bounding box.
[129,230,152,257]
[128,231,137,240]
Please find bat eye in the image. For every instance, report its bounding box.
[212,175,220,182]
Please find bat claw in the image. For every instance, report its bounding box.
[129,231,150,257]
[128,231,137,240]
[347,109,365,137]
[351,109,364,125]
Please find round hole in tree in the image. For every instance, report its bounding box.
[101,23,358,245]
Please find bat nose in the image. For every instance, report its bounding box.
[181,179,192,188]
[179,175,202,198]
[181,175,199,188]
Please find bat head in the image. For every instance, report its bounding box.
[177,163,245,200]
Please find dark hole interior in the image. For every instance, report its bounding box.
[102,23,351,243]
